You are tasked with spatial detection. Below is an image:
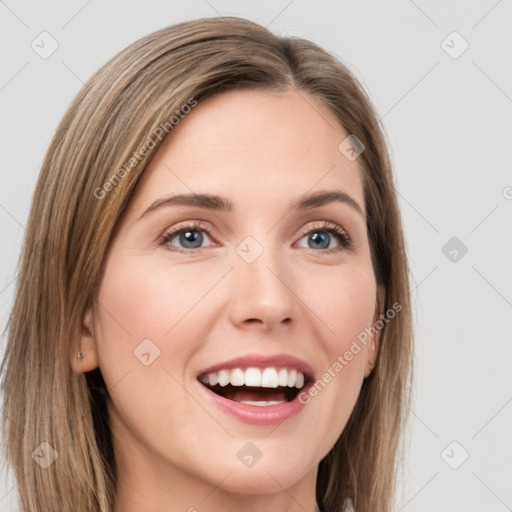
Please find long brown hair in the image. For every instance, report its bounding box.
[1,16,413,512]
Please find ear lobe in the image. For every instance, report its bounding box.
[364,287,385,378]
[70,307,100,373]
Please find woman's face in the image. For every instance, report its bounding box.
[77,88,380,503]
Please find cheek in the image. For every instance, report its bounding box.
[300,265,376,433]
[92,254,228,397]
[95,255,217,343]
[307,264,376,350]
[92,256,214,437]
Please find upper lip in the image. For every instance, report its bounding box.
[197,353,315,381]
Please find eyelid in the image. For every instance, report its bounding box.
[158,220,214,247]
[296,220,349,239]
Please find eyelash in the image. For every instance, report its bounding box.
[158,220,352,254]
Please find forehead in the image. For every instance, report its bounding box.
[128,88,365,217]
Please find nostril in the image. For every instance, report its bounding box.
[245,318,263,324]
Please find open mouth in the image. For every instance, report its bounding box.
[197,367,311,406]
[200,382,302,405]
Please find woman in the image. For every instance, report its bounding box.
[1,16,413,512]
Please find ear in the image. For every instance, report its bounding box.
[364,286,385,378]
[70,307,100,374]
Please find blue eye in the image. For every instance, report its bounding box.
[296,222,352,253]
[159,220,352,254]
[160,221,213,251]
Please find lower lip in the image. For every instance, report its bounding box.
[196,380,310,426]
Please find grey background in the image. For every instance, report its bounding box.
[1,1,511,510]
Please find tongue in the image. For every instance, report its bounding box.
[224,388,288,403]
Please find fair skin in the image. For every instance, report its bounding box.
[72,88,382,512]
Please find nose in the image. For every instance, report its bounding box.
[227,241,296,331]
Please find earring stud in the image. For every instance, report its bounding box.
[77,352,84,359]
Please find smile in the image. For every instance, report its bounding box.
[199,366,307,405]
[196,354,315,425]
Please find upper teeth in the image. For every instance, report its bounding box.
[199,367,305,389]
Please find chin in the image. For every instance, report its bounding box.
[208,466,308,495]
[197,446,315,495]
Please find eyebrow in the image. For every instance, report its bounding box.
[137,189,364,220]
